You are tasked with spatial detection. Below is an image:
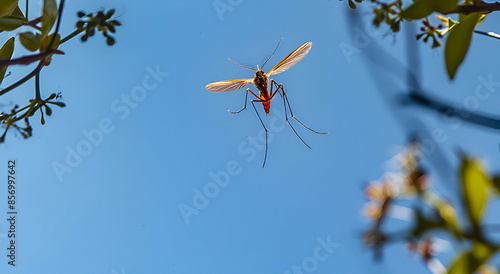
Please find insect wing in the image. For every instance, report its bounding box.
[266,42,312,76]
[205,79,252,93]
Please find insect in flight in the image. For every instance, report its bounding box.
[205,39,327,167]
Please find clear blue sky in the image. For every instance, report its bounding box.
[1,1,500,273]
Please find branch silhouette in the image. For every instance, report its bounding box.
[405,91,500,129]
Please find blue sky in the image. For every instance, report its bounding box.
[1,1,500,273]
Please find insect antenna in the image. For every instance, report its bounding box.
[228,58,257,71]
[261,37,283,70]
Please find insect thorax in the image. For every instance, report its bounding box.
[253,70,269,97]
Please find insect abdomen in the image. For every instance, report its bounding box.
[263,100,270,115]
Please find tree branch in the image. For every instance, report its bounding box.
[405,91,500,129]
[446,1,500,15]
[0,49,63,68]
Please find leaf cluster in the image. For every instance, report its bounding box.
[343,0,499,79]
[363,140,500,273]
[0,1,121,144]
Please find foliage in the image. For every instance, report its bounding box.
[0,0,121,143]
[344,0,500,79]
[362,140,500,273]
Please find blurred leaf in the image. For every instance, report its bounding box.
[0,37,14,86]
[448,18,458,29]
[50,102,65,107]
[0,38,15,60]
[433,0,459,13]
[411,209,446,238]
[492,177,500,194]
[401,1,433,20]
[41,0,57,40]
[19,32,41,51]
[0,17,23,31]
[105,9,115,18]
[10,5,25,20]
[423,191,462,238]
[436,15,458,30]
[445,13,480,79]
[45,105,52,116]
[477,14,487,25]
[435,14,448,26]
[402,0,458,20]
[0,0,18,18]
[40,33,60,51]
[460,156,491,231]
[447,242,497,274]
[348,0,356,9]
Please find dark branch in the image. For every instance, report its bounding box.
[446,1,500,15]
[405,91,500,129]
[0,49,63,68]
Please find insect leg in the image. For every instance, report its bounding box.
[250,99,269,168]
[269,79,281,100]
[277,85,311,149]
[229,88,261,114]
[280,87,328,135]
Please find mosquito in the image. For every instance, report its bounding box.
[205,40,327,167]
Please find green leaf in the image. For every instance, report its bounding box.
[0,38,15,60]
[0,0,18,18]
[10,5,25,20]
[40,33,60,51]
[0,37,14,86]
[0,17,23,31]
[445,13,480,79]
[447,242,497,274]
[433,0,459,14]
[41,0,57,40]
[401,0,458,20]
[460,156,491,231]
[401,1,433,20]
[50,102,65,107]
[448,18,458,29]
[19,32,41,52]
